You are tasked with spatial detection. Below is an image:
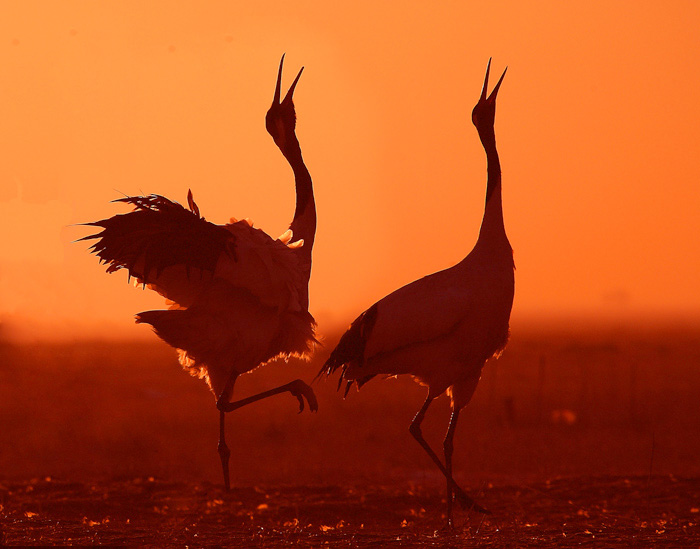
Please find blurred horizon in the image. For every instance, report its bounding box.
[2,307,698,343]
[3,320,700,485]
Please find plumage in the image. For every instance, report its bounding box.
[81,193,232,297]
[320,59,514,525]
[83,55,318,490]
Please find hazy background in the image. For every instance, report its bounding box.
[2,3,700,509]
[3,326,700,484]
[1,1,699,341]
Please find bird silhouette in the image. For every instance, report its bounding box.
[319,59,514,524]
[81,55,318,490]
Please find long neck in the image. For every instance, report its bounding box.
[282,135,316,308]
[475,134,508,249]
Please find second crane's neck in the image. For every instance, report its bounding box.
[474,139,510,253]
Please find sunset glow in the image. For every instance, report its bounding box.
[1,2,699,340]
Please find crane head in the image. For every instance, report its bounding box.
[266,54,304,153]
[471,59,507,138]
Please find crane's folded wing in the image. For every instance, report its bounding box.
[363,267,480,359]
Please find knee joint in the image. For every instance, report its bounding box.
[443,438,454,455]
[218,440,230,456]
[216,398,229,413]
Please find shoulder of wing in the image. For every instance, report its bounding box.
[364,268,476,357]
[214,221,308,310]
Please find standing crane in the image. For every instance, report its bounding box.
[319,59,514,525]
[81,55,318,490]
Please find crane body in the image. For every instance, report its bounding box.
[320,59,513,524]
[82,55,317,490]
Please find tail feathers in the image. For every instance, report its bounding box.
[268,310,318,360]
[135,309,186,346]
[135,309,217,364]
[317,303,379,393]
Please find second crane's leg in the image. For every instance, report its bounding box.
[218,410,231,491]
[409,394,489,515]
[444,408,460,527]
[217,371,238,492]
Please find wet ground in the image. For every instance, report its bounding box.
[2,475,699,547]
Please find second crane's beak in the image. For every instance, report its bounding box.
[272,53,304,108]
[479,58,507,104]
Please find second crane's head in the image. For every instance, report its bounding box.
[266,54,304,155]
[471,59,507,146]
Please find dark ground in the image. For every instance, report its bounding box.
[1,320,699,546]
[2,476,699,546]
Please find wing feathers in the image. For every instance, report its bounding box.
[82,192,232,285]
[84,191,311,313]
[318,303,378,391]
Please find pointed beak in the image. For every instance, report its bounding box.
[487,66,507,103]
[479,58,492,102]
[282,66,304,105]
[272,53,304,106]
[272,54,285,105]
[479,58,507,104]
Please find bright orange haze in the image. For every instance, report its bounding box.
[1,2,699,340]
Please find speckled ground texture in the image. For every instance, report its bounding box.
[1,322,699,546]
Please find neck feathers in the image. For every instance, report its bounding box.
[476,138,509,250]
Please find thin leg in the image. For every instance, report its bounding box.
[216,371,238,491]
[409,396,442,470]
[409,395,489,515]
[444,408,460,527]
[213,373,317,490]
[218,410,231,491]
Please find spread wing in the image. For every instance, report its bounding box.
[81,191,231,281]
[81,191,307,311]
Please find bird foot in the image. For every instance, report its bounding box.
[437,521,457,533]
[454,488,490,515]
[286,379,318,413]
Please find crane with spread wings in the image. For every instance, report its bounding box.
[81,55,318,490]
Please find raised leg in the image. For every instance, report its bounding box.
[216,378,318,414]
[444,408,460,527]
[409,395,489,515]
[213,374,317,490]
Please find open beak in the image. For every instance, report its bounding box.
[272,54,304,107]
[479,58,507,104]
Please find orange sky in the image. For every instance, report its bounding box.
[1,1,699,340]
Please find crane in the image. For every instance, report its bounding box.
[319,59,514,525]
[81,55,318,491]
